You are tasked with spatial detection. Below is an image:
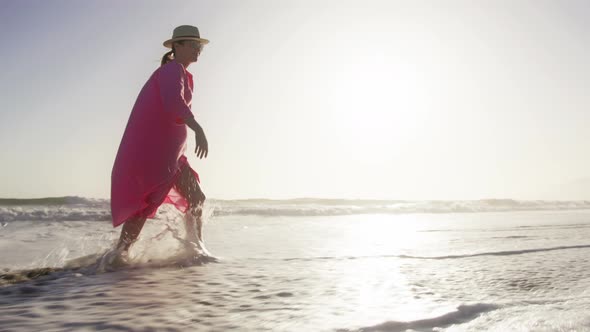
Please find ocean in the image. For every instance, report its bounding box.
[1,197,590,331]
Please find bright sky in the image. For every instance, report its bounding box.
[0,0,589,200]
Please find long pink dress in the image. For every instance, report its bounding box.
[111,59,200,228]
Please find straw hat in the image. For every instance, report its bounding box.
[163,25,209,48]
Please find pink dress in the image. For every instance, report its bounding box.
[111,59,200,227]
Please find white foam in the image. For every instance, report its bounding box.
[1,197,590,222]
[355,303,499,332]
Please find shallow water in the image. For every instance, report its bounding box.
[2,210,590,331]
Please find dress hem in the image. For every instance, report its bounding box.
[112,155,199,228]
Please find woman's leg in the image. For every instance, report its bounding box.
[175,165,206,244]
[116,216,147,252]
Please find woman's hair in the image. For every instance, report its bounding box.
[160,41,184,66]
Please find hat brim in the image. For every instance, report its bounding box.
[163,37,210,48]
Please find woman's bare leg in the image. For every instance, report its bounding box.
[116,216,147,252]
[184,212,198,244]
[185,203,204,243]
[175,165,206,245]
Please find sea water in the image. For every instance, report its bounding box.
[1,198,590,331]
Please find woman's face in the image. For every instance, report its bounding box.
[174,40,203,64]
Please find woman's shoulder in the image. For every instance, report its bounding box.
[157,60,176,73]
[159,60,188,76]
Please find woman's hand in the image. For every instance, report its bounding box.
[185,116,208,159]
[194,127,208,159]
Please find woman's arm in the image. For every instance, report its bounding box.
[159,62,194,124]
[159,63,208,159]
[186,116,208,159]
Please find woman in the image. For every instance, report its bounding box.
[111,25,209,255]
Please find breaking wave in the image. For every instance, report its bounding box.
[1,196,590,222]
[277,244,590,262]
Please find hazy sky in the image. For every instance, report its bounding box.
[0,0,588,200]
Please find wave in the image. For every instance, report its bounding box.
[210,198,590,216]
[0,196,106,206]
[399,244,590,260]
[1,196,590,222]
[338,303,499,332]
[0,206,112,223]
[278,244,590,262]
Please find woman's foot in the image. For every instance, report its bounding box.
[97,248,130,272]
